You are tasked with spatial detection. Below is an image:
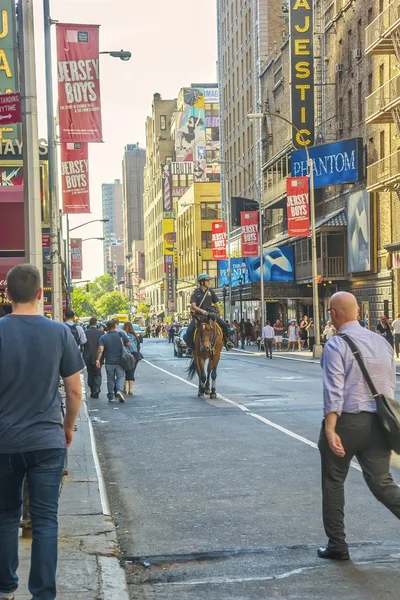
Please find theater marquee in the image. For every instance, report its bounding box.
[289,0,314,149]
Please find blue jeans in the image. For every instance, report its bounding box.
[105,364,125,399]
[0,448,66,600]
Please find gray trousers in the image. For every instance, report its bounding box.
[394,333,400,357]
[105,364,125,399]
[318,412,400,550]
[264,338,273,357]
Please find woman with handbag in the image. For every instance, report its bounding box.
[123,322,141,395]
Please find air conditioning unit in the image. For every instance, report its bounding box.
[336,120,344,131]
[335,63,343,73]
[353,48,362,59]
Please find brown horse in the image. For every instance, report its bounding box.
[187,316,223,399]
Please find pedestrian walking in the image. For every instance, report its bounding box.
[299,315,309,350]
[322,320,336,342]
[64,308,87,348]
[273,318,284,351]
[0,264,83,600]
[168,323,176,344]
[122,322,140,396]
[392,313,400,358]
[376,315,394,348]
[83,317,103,398]
[96,320,130,403]
[262,320,275,359]
[287,320,298,351]
[307,319,315,353]
[318,291,400,561]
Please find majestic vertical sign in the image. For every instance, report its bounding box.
[61,142,90,213]
[290,0,314,149]
[212,221,227,260]
[286,176,310,237]
[0,1,18,140]
[70,238,83,280]
[161,163,171,211]
[56,24,102,143]
[241,211,259,258]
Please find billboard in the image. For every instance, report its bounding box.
[163,219,175,256]
[61,142,90,213]
[161,163,171,211]
[241,211,259,257]
[0,1,18,140]
[347,190,371,273]
[212,222,227,260]
[291,138,363,188]
[56,23,102,143]
[219,247,295,286]
[289,0,314,148]
[286,176,309,237]
[194,146,207,182]
[175,108,206,162]
[70,238,83,280]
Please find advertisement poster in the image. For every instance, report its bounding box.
[163,219,175,256]
[212,221,226,260]
[56,23,102,143]
[286,176,309,237]
[61,142,90,213]
[240,211,259,257]
[0,0,19,139]
[219,247,295,286]
[162,163,171,211]
[70,238,83,280]
[347,190,371,273]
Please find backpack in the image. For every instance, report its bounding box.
[67,323,81,346]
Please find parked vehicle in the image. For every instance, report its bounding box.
[133,323,143,343]
[173,327,187,357]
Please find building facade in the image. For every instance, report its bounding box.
[122,144,146,284]
[216,0,283,212]
[102,179,123,274]
[255,0,400,327]
[108,241,124,286]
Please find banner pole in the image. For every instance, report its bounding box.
[44,0,62,321]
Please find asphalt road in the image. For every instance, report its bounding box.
[89,339,400,600]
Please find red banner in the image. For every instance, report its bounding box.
[240,211,259,257]
[70,238,83,280]
[212,221,227,260]
[61,142,90,213]
[56,23,102,143]
[286,177,310,237]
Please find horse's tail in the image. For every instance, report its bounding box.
[186,358,197,381]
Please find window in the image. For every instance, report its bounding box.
[348,90,352,130]
[368,73,373,95]
[338,97,343,121]
[379,64,384,87]
[201,203,220,219]
[201,261,218,284]
[380,130,385,160]
[201,231,213,249]
[206,128,220,142]
[160,115,166,131]
[368,8,373,24]
[379,0,384,13]
[358,82,363,122]
[368,137,375,164]
[347,30,352,67]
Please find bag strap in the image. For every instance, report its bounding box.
[339,333,379,398]
[198,289,208,310]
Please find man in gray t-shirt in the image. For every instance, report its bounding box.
[97,320,130,403]
[0,264,83,600]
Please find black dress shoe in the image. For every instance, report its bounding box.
[317,545,350,560]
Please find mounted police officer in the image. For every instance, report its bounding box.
[184,274,233,358]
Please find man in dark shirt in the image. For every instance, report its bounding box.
[83,317,103,398]
[96,320,130,403]
[184,274,233,357]
[0,264,83,600]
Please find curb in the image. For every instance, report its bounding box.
[84,386,130,600]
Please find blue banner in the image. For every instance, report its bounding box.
[219,246,294,287]
[291,138,363,188]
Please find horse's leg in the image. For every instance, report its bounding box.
[197,357,207,397]
[205,358,211,395]
[210,360,218,399]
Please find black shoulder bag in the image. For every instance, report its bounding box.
[340,333,400,454]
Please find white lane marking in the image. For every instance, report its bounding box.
[143,360,362,473]
[84,401,112,515]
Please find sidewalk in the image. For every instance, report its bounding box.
[233,344,400,374]
[16,387,129,600]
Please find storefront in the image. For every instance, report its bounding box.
[0,256,24,316]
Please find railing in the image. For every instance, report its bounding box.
[295,258,322,281]
[367,150,400,191]
[296,257,345,280]
[366,73,400,121]
[365,0,400,52]
[327,256,345,277]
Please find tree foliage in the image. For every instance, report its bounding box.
[71,274,128,318]
[88,273,114,301]
[95,291,130,318]
[137,303,150,319]
[71,287,96,317]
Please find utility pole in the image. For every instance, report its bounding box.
[19,0,43,314]
[44,0,62,321]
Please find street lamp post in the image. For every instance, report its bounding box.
[241,259,247,284]
[247,112,322,359]
[82,237,105,242]
[238,275,244,324]
[222,284,227,320]
[217,160,265,331]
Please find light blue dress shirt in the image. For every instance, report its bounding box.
[321,321,396,416]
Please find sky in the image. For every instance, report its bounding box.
[33,0,218,282]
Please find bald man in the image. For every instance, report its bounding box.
[318,291,398,561]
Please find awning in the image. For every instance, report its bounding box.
[0,257,25,290]
[317,208,347,228]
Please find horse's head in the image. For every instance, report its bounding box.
[198,319,215,352]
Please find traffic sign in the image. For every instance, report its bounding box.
[0,92,21,124]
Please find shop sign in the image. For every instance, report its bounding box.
[70,238,82,280]
[240,211,259,257]
[286,176,309,237]
[61,142,90,213]
[291,138,363,188]
[289,0,314,148]
[212,221,227,260]
[0,1,18,140]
